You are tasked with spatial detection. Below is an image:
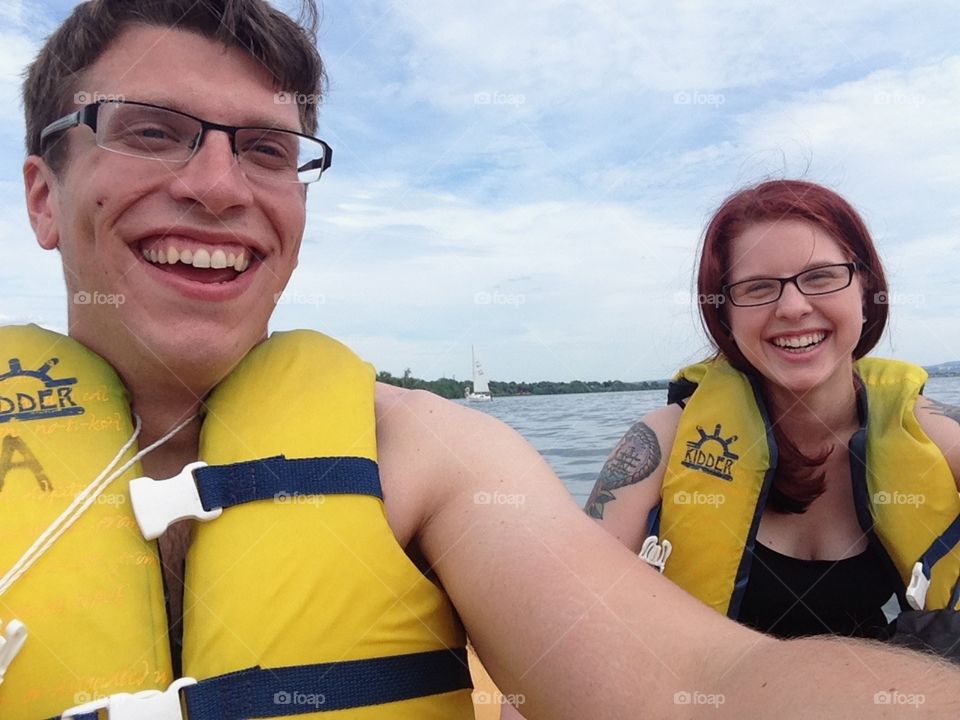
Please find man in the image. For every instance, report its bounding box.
[3,1,958,718]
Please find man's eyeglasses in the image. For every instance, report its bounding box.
[39,100,332,185]
[722,263,858,307]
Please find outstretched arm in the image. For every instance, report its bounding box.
[385,389,960,719]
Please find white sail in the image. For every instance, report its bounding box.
[466,346,492,401]
[472,358,490,394]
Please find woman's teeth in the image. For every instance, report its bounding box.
[771,332,826,352]
[143,245,249,272]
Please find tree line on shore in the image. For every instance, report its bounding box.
[376,369,669,400]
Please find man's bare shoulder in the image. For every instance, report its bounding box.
[373,383,548,539]
[374,381,502,446]
[374,382,533,478]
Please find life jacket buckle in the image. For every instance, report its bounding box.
[129,461,223,540]
[639,535,672,573]
[61,677,197,720]
[0,618,27,686]
[905,561,930,610]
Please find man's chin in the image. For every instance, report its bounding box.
[75,314,262,391]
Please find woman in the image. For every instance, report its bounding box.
[586,179,960,639]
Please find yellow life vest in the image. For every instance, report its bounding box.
[657,357,960,619]
[0,324,473,719]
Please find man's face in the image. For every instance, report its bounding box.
[26,25,307,386]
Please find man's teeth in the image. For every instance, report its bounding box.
[771,332,826,349]
[144,246,249,272]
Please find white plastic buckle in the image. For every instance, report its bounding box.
[129,461,222,540]
[0,619,27,686]
[905,561,930,611]
[61,677,197,720]
[639,535,672,574]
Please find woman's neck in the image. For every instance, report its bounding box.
[762,369,860,450]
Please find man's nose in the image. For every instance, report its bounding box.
[169,129,254,214]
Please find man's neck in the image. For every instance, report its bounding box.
[127,375,205,479]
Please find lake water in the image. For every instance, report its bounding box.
[463,376,960,507]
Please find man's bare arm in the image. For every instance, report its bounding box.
[389,390,960,719]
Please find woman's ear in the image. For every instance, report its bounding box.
[23,156,61,251]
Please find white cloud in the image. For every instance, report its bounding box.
[4,1,959,383]
[373,1,957,108]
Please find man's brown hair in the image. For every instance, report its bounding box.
[23,0,326,172]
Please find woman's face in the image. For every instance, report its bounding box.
[724,219,865,396]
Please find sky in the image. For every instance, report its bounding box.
[1,1,958,383]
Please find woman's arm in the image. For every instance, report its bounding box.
[584,403,682,552]
[914,396,960,490]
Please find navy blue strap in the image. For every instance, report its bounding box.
[194,456,382,510]
[184,648,472,718]
[50,713,98,720]
[918,513,960,580]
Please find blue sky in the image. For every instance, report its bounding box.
[2,1,958,382]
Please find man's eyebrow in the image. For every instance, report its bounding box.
[133,96,303,133]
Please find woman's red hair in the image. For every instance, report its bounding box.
[696,180,888,513]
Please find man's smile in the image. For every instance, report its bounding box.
[134,229,264,286]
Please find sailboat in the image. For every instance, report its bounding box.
[465,347,492,402]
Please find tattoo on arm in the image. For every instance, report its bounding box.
[585,421,661,519]
[927,399,960,425]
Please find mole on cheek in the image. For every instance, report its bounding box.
[96,198,105,208]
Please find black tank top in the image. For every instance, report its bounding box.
[737,541,894,639]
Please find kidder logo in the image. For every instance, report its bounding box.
[681,424,739,481]
[0,357,84,424]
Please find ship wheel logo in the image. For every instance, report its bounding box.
[0,357,84,424]
[681,424,739,481]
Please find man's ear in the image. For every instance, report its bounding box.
[23,156,61,251]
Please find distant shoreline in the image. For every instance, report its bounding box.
[378,366,960,400]
[376,369,669,400]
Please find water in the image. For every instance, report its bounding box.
[464,376,960,507]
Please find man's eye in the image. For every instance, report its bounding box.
[113,123,184,146]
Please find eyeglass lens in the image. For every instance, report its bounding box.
[96,102,327,183]
[729,264,852,306]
